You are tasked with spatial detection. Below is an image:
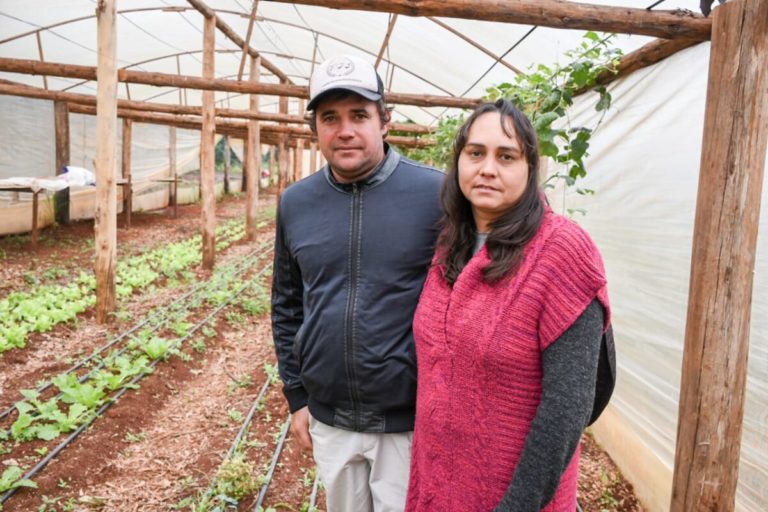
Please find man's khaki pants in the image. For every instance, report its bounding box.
[309,414,413,512]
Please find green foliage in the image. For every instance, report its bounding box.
[396,32,622,190]
[0,465,37,493]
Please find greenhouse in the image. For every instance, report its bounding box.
[0,0,766,511]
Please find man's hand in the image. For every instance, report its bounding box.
[291,406,313,450]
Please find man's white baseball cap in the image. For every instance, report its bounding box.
[307,55,384,111]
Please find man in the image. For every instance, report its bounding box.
[271,54,443,511]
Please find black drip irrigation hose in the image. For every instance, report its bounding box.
[253,416,292,511]
[197,376,274,505]
[0,260,273,505]
[0,241,272,423]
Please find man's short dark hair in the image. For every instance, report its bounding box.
[306,90,392,136]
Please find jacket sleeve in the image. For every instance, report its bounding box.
[270,205,308,412]
[495,299,604,512]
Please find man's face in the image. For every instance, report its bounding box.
[314,95,387,183]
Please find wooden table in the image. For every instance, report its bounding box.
[0,186,43,248]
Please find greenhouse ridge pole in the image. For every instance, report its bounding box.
[200,15,217,270]
[94,0,118,324]
[274,0,711,40]
[671,0,768,509]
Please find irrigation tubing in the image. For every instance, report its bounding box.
[253,416,292,511]
[0,259,273,505]
[197,376,274,505]
[0,241,271,422]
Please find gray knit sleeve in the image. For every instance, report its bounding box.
[494,299,604,512]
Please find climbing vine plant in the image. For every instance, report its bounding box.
[395,32,623,192]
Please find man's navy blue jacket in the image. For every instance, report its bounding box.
[271,147,443,432]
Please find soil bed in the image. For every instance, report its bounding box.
[1,194,640,511]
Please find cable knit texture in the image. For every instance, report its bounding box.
[406,210,610,511]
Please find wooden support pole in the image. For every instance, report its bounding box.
[277,86,289,200]
[309,142,317,175]
[0,57,481,110]
[35,32,48,90]
[54,101,70,225]
[31,192,39,248]
[223,135,231,194]
[169,126,178,217]
[245,55,260,241]
[269,145,276,187]
[295,99,305,180]
[671,1,768,510]
[187,0,290,84]
[200,15,216,270]
[237,0,260,81]
[121,118,132,228]
[94,0,118,324]
[375,14,398,69]
[273,0,711,40]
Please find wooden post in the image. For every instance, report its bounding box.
[245,55,260,241]
[94,0,118,324]
[277,86,289,200]
[223,135,231,194]
[295,99,306,180]
[309,142,317,174]
[169,126,178,217]
[200,15,216,270]
[269,145,276,187]
[671,1,768,510]
[54,101,70,225]
[121,118,132,228]
[31,191,39,248]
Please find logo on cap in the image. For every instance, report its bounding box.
[326,57,355,77]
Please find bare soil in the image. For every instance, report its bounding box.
[0,195,640,512]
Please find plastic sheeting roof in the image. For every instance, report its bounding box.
[0,0,704,125]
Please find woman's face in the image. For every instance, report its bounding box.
[458,112,529,233]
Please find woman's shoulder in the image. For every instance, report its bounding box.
[532,211,604,274]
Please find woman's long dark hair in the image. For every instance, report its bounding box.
[438,99,544,285]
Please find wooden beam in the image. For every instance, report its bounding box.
[375,14,398,69]
[200,15,216,270]
[309,142,317,175]
[54,101,70,225]
[0,58,481,109]
[427,17,521,75]
[94,0,118,324]
[246,55,260,241]
[671,1,768,510]
[277,90,289,200]
[237,1,260,82]
[121,118,132,228]
[272,0,711,40]
[586,37,702,93]
[187,0,291,84]
[65,102,435,148]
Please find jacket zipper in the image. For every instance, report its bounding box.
[345,183,363,429]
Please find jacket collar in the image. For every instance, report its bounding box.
[323,143,401,192]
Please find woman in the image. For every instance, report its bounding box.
[406,99,611,512]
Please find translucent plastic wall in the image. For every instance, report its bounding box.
[551,42,767,511]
